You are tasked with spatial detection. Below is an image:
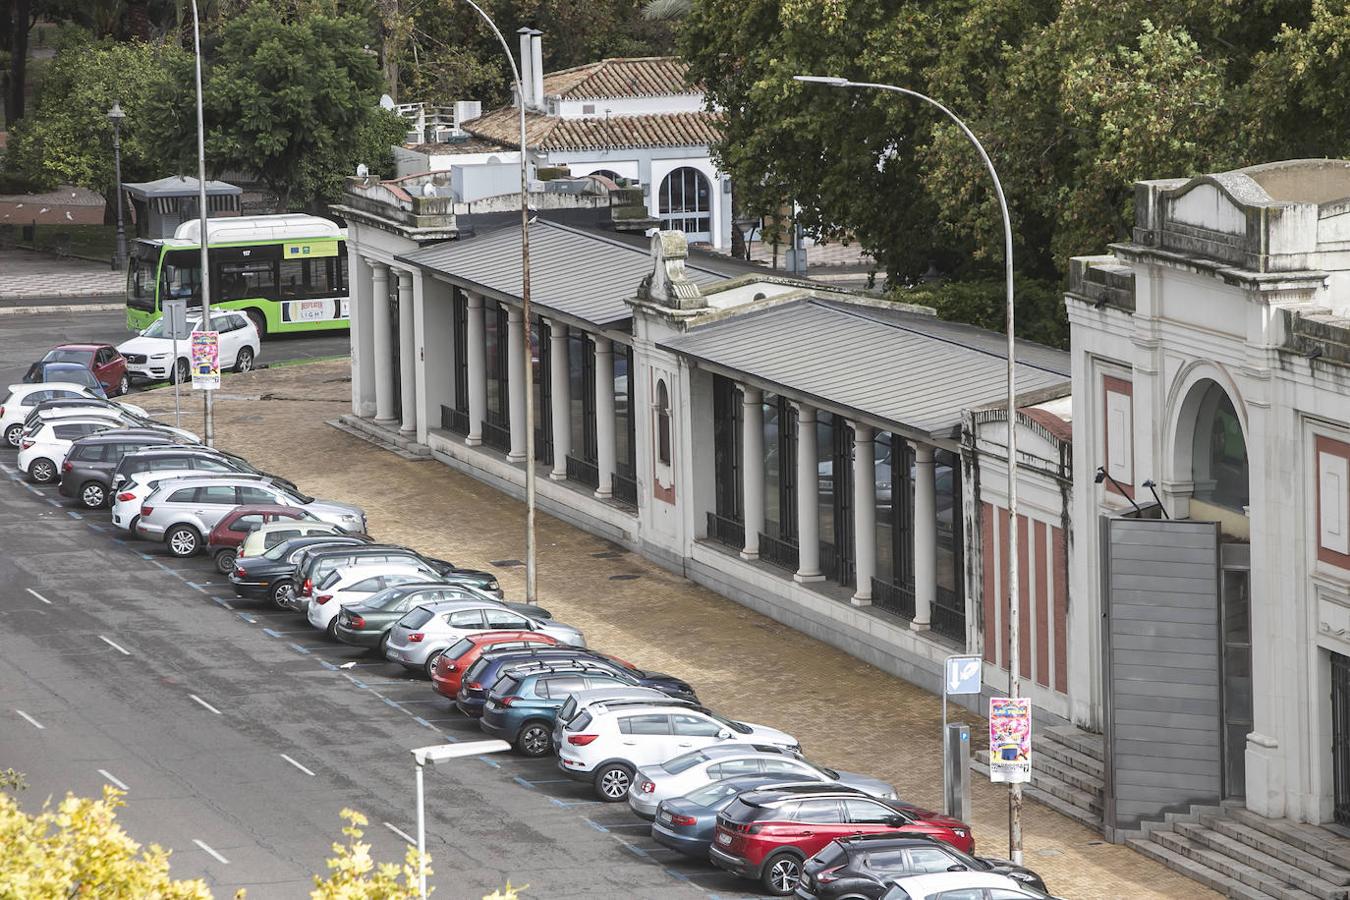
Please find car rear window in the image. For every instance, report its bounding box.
[720,798,759,824]
[492,674,522,697]
[567,710,592,732]
[661,750,709,775]
[463,657,492,682]
[813,841,847,868]
[445,638,475,659]
[399,607,436,629]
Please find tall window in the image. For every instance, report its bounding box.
[656,380,671,466]
[1191,382,1248,511]
[658,167,711,236]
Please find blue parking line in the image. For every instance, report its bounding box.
[621,842,650,859]
[513,776,534,789]
[663,867,690,882]
[289,642,311,655]
[382,697,401,710]
[442,734,460,743]
[478,756,501,768]
[186,582,208,594]
[583,818,609,833]
[548,796,601,808]
[65,510,81,519]
[318,660,338,671]
[86,523,106,532]
[413,716,436,730]
[262,627,282,638]
[236,613,256,624]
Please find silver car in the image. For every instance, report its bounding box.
[385,599,586,675]
[627,744,899,819]
[136,475,366,557]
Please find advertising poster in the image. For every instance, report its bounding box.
[988,697,1032,783]
[190,330,220,391]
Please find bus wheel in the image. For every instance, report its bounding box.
[246,310,266,339]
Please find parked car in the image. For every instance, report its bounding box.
[798,834,1047,900]
[556,698,800,801]
[206,504,320,573]
[24,396,148,429]
[56,431,181,506]
[26,405,199,446]
[294,545,499,606]
[24,344,129,396]
[229,535,373,608]
[479,660,639,756]
[110,444,292,494]
[307,565,436,638]
[551,687,675,753]
[428,631,561,698]
[111,469,262,533]
[237,520,346,559]
[118,311,259,384]
[708,785,974,896]
[136,475,366,557]
[17,418,116,484]
[385,600,585,677]
[652,774,828,860]
[339,589,554,652]
[2,383,122,447]
[629,744,897,819]
[878,872,1059,900]
[22,362,107,397]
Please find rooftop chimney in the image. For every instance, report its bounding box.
[529,29,544,112]
[517,28,534,108]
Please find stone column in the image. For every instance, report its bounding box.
[740,385,764,560]
[506,306,527,462]
[912,442,937,631]
[465,291,486,447]
[370,261,396,424]
[593,335,616,499]
[548,320,570,480]
[850,422,876,606]
[349,253,376,418]
[794,402,823,582]
[397,269,417,435]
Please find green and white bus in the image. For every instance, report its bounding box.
[126,213,349,337]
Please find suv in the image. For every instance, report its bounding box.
[428,632,559,698]
[25,344,129,396]
[18,418,115,484]
[206,504,318,573]
[137,476,365,557]
[797,834,1048,900]
[111,445,291,493]
[58,430,181,506]
[709,785,974,896]
[2,383,123,447]
[556,699,800,802]
[230,535,372,607]
[294,545,499,607]
[479,661,638,757]
[29,406,198,445]
[23,396,147,429]
[385,599,586,676]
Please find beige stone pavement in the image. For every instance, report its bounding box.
[138,361,1213,900]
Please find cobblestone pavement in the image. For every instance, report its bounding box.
[0,248,126,299]
[136,360,1214,900]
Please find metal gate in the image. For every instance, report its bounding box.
[388,277,401,413]
[832,422,854,586]
[1334,652,1350,826]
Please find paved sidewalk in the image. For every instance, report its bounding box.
[134,360,1214,900]
[0,248,126,300]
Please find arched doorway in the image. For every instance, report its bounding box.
[658,167,712,240]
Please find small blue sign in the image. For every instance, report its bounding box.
[944,655,982,696]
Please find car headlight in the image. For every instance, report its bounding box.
[150,352,170,359]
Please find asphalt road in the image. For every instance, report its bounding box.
[0,308,352,390]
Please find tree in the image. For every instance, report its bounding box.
[310,808,426,900]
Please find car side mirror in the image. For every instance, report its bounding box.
[886,815,908,828]
[945,863,968,873]
[717,729,733,740]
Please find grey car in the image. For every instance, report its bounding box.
[136,475,366,557]
[56,430,182,507]
[385,599,586,675]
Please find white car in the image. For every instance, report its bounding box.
[556,699,800,801]
[117,311,260,384]
[880,871,1058,900]
[306,565,432,638]
[1,383,129,447]
[17,418,117,483]
[110,469,255,533]
[27,406,199,445]
[239,520,347,559]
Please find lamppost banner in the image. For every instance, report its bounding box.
[190,330,220,390]
[988,697,1032,783]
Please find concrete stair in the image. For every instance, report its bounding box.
[970,723,1104,830]
[331,415,432,461]
[1128,805,1350,900]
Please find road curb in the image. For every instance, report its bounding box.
[0,302,125,316]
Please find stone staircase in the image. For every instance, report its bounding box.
[1129,806,1350,900]
[971,723,1104,830]
[331,415,432,461]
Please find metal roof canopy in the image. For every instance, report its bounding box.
[122,175,241,200]
[658,298,1071,444]
[395,219,729,333]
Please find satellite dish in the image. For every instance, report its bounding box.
[356,163,370,177]
[421,181,436,197]
[379,94,395,110]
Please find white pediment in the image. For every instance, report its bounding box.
[1167,183,1248,235]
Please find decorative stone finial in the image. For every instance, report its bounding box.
[637,229,706,310]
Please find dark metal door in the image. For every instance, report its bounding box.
[1333,652,1350,826]
[712,376,742,521]
[1220,542,1252,799]
[537,319,553,466]
[833,423,854,586]
[779,398,797,541]
[388,277,401,413]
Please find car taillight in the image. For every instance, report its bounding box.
[567,734,598,746]
[20,439,35,449]
[301,579,312,596]
[140,505,153,516]
[61,460,73,470]
[234,566,246,578]
[408,632,424,643]
[641,782,655,794]
[466,681,481,690]
[499,696,520,707]
[669,813,696,827]
[117,491,135,502]
[314,594,332,605]
[349,615,365,628]
[816,865,844,884]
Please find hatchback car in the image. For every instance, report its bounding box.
[137,476,366,556]
[58,430,182,505]
[230,535,372,607]
[23,396,147,430]
[118,312,260,384]
[653,775,827,859]
[17,418,115,483]
[709,785,974,896]
[429,631,560,698]
[629,744,898,819]
[307,565,434,638]
[206,504,319,573]
[385,601,585,676]
[879,872,1059,900]
[294,546,500,605]
[29,406,199,447]
[480,661,638,756]
[25,344,129,396]
[110,444,290,494]
[550,687,673,752]
[556,700,800,802]
[797,834,1047,899]
[2,383,120,447]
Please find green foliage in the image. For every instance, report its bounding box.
[900,277,1069,350]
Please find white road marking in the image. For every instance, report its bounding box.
[99,635,131,656]
[98,769,129,790]
[192,839,229,864]
[383,822,416,846]
[188,694,222,715]
[280,754,316,776]
[25,588,51,605]
[15,709,44,729]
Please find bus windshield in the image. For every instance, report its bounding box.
[127,244,160,312]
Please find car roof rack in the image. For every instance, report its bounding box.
[591,697,703,713]
[502,659,619,676]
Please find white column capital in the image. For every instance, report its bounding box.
[848,420,874,443]
[740,384,763,406]
[366,257,388,273]
[593,334,613,353]
[465,290,483,309]
[507,305,524,323]
[791,400,817,425]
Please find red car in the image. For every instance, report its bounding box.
[709,785,975,896]
[27,344,129,397]
[206,505,317,574]
[430,631,560,699]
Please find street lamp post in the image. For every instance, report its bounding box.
[459,0,537,604]
[410,740,511,899]
[794,74,1024,863]
[106,101,128,271]
[188,0,214,448]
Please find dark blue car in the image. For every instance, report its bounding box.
[651,774,825,858]
[478,661,637,756]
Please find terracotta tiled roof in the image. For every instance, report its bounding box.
[464,107,722,152]
[543,57,697,100]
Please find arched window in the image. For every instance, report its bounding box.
[1190,381,1248,511]
[656,379,671,466]
[588,169,623,184]
[658,167,711,236]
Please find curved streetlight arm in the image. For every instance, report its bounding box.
[794,74,1022,864]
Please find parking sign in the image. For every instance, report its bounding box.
[945,656,982,696]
